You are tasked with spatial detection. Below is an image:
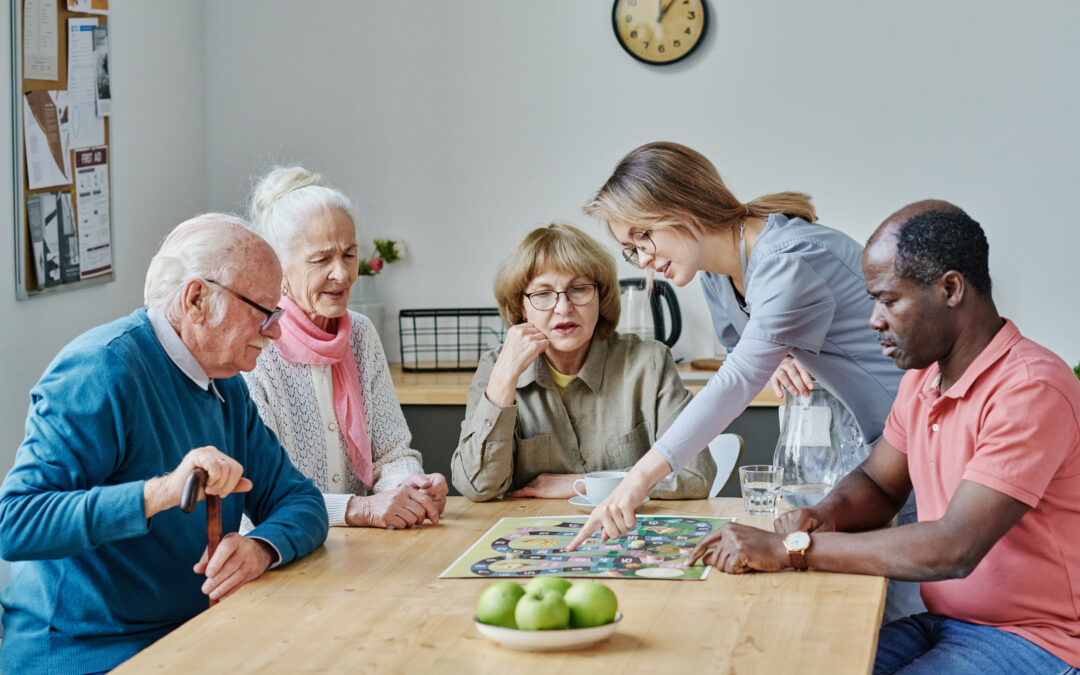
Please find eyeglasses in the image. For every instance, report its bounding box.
[203,279,284,331]
[523,283,598,311]
[621,230,655,268]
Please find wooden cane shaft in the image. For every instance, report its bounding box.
[206,494,222,608]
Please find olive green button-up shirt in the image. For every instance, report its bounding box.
[451,333,716,501]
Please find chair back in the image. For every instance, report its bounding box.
[708,433,744,498]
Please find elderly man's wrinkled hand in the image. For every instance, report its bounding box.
[687,523,787,574]
[774,508,833,535]
[144,446,253,518]
[193,533,274,601]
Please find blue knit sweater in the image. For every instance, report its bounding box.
[0,309,329,674]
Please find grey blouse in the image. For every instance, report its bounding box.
[654,214,904,473]
[451,332,716,501]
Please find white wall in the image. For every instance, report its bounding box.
[202,0,1080,369]
[0,0,207,606]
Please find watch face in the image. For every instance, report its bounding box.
[785,531,810,550]
[612,0,708,65]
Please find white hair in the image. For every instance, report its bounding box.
[248,166,356,267]
[143,213,266,325]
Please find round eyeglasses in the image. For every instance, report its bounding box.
[523,283,598,311]
[203,279,284,331]
[621,230,655,268]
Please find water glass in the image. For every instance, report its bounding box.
[739,465,783,517]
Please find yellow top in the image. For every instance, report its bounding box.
[545,360,576,397]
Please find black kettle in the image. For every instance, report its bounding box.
[617,278,682,348]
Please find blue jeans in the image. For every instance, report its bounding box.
[875,613,1078,674]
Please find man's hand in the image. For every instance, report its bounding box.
[193,533,274,602]
[775,507,834,535]
[507,473,582,499]
[687,523,788,573]
[144,446,253,518]
[770,356,814,397]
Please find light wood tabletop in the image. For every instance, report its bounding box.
[390,363,783,407]
[115,497,884,674]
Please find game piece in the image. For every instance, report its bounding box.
[628,540,645,549]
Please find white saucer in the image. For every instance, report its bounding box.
[474,612,622,651]
[568,496,649,513]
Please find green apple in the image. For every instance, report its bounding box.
[564,581,618,628]
[476,581,525,628]
[524,576,571,596]
[514,588,570,630]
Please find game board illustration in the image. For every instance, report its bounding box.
[440,515,733,580]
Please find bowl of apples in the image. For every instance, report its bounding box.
[474,577,621,651]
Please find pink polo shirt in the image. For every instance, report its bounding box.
[883,319,1080,667]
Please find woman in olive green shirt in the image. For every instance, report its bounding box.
[451,224,715,501]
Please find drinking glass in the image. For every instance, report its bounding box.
[739,465,783,517]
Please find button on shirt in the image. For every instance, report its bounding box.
[883,319,1080,668]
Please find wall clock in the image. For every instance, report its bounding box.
[612,0,708,65]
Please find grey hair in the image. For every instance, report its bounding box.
[248,166,355,266]
[143,213,262,325]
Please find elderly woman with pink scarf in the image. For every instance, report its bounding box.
[242,166,447,529]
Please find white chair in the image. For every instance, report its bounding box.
[707,433,744,498]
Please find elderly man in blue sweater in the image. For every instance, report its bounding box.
[0,214,330,674]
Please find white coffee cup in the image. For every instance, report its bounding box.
[572,470,629,504]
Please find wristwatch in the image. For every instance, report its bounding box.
[783,531,811,570]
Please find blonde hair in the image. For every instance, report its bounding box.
[584,141,817,237]
[248,166,355,266]
[493,224,621,341]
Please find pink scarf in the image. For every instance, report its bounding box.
[274,295,373,486]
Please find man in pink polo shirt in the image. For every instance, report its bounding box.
[689,200,1080,673]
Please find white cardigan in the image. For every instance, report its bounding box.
[242,311,424,526]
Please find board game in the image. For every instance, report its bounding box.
[440,515,733,580]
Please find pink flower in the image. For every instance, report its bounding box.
[369,256,385,272]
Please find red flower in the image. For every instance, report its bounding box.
[369,256,385,272]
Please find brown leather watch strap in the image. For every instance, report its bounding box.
[788,548,808,571]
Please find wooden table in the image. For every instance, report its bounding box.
[117,498,884,673]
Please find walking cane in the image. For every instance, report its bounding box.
[180,468,223,607]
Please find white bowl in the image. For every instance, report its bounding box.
[474,612,622,651]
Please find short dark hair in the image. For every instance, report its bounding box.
[894,208,992,295]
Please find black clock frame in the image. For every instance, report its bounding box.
[611,0,709,66]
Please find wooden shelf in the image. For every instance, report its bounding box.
[389,362,782,407]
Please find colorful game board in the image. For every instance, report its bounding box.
[440,515,733,580]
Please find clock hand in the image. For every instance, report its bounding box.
[659,0,677,21]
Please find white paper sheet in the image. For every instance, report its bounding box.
[24,0,59,80]
[92,26,111,116]
[73,146,112,278]
[67,18,106,148]
[23,91,72,189]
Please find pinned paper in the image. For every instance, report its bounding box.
[24,91,72,190]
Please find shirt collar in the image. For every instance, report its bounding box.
[516,334,608,394]
[147,306,223,401]
[936,318,1020,400]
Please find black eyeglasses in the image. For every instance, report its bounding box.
[523,283,598,311]
[621,230,655,268]
[203,279,284,331]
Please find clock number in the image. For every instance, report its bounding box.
[643,41,650,49]
[673,39,681,48]
[658,44,665,53]
[630,30,638,38]
[687,11,696,19]
[684,27,691,34]
[626,14,632,23]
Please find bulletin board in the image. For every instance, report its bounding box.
[11,0,114,300]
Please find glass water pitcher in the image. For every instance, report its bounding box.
[773,381,867,508]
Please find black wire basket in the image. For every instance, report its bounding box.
[398,308,506,372]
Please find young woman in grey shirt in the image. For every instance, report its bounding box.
[451,223,716,501]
